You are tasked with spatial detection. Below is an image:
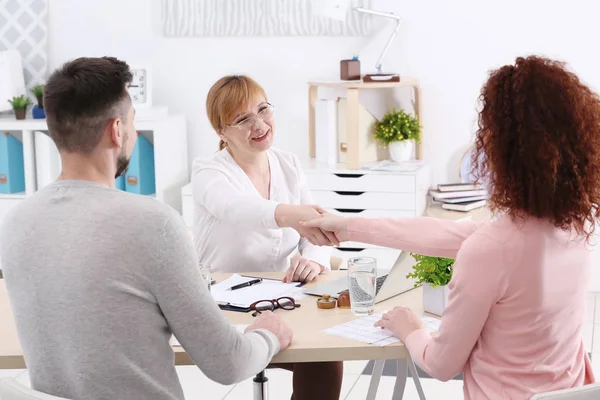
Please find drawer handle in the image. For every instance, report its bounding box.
[333,173,364,178]
[334,208,365,214]
[334,191,365,196]
[336,247,366,252]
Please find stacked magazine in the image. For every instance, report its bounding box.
[429,183,487,212]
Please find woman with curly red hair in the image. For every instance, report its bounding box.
[300,56,599,398]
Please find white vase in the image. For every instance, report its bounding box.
[423,283,449,317]
[388,140,414,162]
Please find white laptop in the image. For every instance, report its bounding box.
[304,251,419,303]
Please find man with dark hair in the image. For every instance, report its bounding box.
[0,57,292,400]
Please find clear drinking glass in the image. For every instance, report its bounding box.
[199,262,212,292]
[347,257,377,316]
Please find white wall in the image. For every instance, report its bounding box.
[47,0,600,286]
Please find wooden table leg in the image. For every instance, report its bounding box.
[413,84,423,160]
[346,88,360,169]
[308,84,318,158]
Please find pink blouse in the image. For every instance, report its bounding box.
[348,215,595,399]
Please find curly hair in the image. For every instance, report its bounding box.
[472,55,600,239]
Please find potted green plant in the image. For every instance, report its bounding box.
[406,254,454,316]
[31,84,45,119]
[7,95,32,120]
[373,109,421,162]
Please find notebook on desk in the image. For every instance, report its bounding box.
[212,274,302,312]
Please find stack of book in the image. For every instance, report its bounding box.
[429,183,487,212]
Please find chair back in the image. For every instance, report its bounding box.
[531,383,600,400]
[0,378,70,400]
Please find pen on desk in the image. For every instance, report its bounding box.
[229,278,263,291]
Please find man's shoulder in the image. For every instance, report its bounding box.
[2,184,181,233]
[111,191,183,228]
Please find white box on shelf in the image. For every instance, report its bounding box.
[0,50,26,113]
[314,99,337,165]
[34,131,61,190]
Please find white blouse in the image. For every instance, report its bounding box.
[191,148,331,274]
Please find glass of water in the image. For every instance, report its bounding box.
[199,262,212,292]
[347,257,377,316]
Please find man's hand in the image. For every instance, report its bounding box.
[245,311,293,350]
[283,255,323,283]
[373,306,424,342]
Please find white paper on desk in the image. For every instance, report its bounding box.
[211,274,301,308]
[361,160,422,172]
[172,325,249,346]
[323,313,442,347]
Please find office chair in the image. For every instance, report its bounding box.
[531,383,600,400]
[0,378,70,400]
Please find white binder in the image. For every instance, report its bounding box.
[34,131,61,189]
[315,99,338,165]
[0,50,26,113]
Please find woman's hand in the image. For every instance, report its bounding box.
[374,306,424,342]
[283,255,322,283]
[300,212,350,245]
[275,204,339,246]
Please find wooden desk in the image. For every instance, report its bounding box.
[0,271,424,370]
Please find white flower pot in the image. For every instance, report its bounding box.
[423,283,449,317]
[388,140,414,162]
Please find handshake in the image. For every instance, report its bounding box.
[274,204,349,247]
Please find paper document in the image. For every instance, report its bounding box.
[361,160,423,172]
[323,313,442,347]
[172,325,248,346]
[211,274,301,308]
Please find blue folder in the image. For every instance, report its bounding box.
[0,133,25,194]
[125,134,156,195]
[115,175,126,191]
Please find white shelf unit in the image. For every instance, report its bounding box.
[301,158,431,271]
[0,115,189,228]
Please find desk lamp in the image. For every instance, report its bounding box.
[312,0,403,82]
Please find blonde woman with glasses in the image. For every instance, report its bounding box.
[191,75,342,399]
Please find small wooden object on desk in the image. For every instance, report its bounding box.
[317,294,336,309]
[363,73,400,83]
[336,290,351,309]
[340,58,361,81]
[308,78,422,169]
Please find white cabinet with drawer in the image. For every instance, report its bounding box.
[303,159,431,271]
[312,191,415,211]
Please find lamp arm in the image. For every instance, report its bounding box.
[353,7,403,74]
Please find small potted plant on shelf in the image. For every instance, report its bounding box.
[31,84,45,119]
[7,95,32,120]
[406,254,454,316]
[374,109,421,162]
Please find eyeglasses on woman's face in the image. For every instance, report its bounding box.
[226,102,275,131]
